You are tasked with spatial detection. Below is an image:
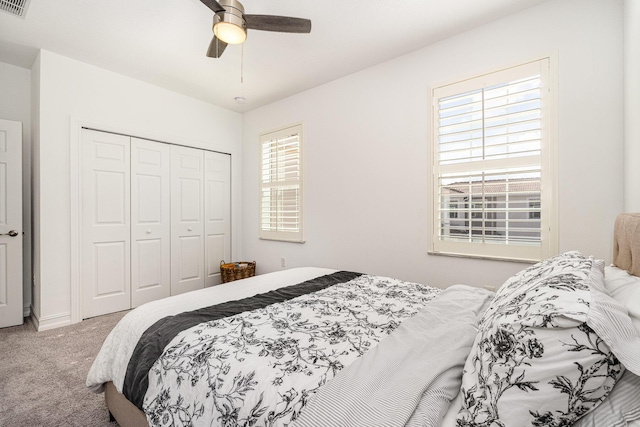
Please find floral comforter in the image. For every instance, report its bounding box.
[124,271,442,426]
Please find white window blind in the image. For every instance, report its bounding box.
[430,59,556,261]
[259,124,304,242]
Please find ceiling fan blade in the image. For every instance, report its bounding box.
[200,0,225,13]
[245,15,312,33]
[206,36,228,58]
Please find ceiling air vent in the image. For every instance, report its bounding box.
[0,0,31,18]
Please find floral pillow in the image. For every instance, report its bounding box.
[456,251,631,426]
[573,370,640,427]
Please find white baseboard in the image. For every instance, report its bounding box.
[31,311,72,331]
[23,304,30,318]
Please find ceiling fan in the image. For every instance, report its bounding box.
[200,0,312,58]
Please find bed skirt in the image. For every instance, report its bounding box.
[105,381,147,427]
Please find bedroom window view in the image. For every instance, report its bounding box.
[431,58,554,261]
[259,124,304,242]
[439,169,542,244]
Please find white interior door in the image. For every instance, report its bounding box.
[204,151,231,286]
[0,119,23,328]
[171,145,205,295]
[131,138,171,307]
[81,129,131,318]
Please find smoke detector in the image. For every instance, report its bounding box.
[0,0,31,18]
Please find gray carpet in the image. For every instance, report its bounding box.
[0,311,130,426]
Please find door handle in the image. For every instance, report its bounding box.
[0,230,19,237]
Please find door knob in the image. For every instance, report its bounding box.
[1,230,19,237]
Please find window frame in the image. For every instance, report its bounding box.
[258,123,305,243]
[428,57,558,262]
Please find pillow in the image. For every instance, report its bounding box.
[604,265,640,331]
[572,266,640,427]
[573,370,640,427]
[456,251,640,427]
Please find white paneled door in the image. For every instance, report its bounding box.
[81,130,131,318]
[131,138,171,307]
[0,119,23,328]
[171,145,205,295]
[205,151,231,286]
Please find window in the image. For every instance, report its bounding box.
[259,124,304,242]
[430,58,556,261]
[449,203,459,219]
[529,199,541,219]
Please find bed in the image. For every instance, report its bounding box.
[87,214,640,427]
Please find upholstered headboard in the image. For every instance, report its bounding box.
[613,213,640,276]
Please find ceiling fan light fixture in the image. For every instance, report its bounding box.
[214,21,247,44]
[213,0,247,44]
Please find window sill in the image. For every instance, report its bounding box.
[259,237,306,244]
[428,251,537,264]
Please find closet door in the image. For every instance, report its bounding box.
[81,129,131,318]
[131,138,171,307]
[171,145,205,295]
[204,151,231,286]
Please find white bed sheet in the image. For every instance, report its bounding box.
[440,391,462,427]
[86,267,336,393]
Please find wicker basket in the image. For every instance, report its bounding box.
[220,261,256,283]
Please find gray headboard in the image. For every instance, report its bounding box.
[613,213,640,276]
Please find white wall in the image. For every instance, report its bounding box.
[242,0,624,289]
[625,0,640,212]
[0,61,32,317]
[32,50,243,330]
[31,54,41,320]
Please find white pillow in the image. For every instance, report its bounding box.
[604,265,640,331]
[573,266,640,427]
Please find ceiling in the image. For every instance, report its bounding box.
[0,0,550,113]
